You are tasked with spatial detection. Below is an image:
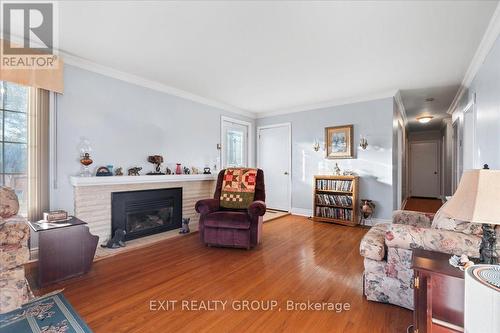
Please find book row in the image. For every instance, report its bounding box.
[315,207,353,220]
[315,179,353,192]
[315,194,353,207]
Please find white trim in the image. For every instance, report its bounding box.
[70,174,217,187]
[394,90,408,126]
[291,208,312,217]
[447,2,500,115]
[362,218,392,227]
[62,52,256,119]
[255,89,398,118]
[257,123,292,212]
[220,116,254,168]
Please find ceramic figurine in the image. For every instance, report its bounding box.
[96,166,113,177]
[128,167,142,176]
[165,167,172,175]
[101,229,126,248]
[203,167,211,174]
[333,163,341,176]
[179,218,190,234]
[191,167,200,174]
[115,167,123,176]
[183,166,191,174]
[147,155,165,175]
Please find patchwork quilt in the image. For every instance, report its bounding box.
[220,168,258,209]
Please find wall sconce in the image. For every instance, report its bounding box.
[359,135,368,150]
[312,139,320,152]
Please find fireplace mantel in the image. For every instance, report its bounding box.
[70,174,217,187]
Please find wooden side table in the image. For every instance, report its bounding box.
[412,249,465,333]
[29,217,99,287]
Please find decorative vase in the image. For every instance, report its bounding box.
[78,138,93,177]
[360,199,376,225]
[175,163,182,175]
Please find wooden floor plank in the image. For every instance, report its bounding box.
[28,215,412,333]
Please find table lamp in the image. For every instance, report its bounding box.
[441,169,500,264]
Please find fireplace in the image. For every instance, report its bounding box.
[111,188,182,241]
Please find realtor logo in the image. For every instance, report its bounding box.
[1,1,58,69]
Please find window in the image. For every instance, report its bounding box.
[0,81,29,216]
[221,117,250,168]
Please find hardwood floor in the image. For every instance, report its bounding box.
[403,197,443,213]
[29,215,412,333]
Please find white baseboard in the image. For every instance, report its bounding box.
[291,208,313,217]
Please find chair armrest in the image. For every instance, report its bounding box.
[248,201,266,218]
[0,215,30,246]
[392,210,434,228]
[195,199,220,215]
[385,224,481,258]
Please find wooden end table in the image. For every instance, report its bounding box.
[412,249,466,333]
[28,217,99,287]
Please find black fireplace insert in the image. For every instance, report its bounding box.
[111,188,182,241]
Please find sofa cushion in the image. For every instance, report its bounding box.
[0,187,19,219]
[0,243,30,272]
[0,266,31,314]
[431,202,483,236]
[204,211,251,229]
[359,223,390,261]
[0,216,30,246]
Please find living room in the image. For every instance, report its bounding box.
[1,1,499,333]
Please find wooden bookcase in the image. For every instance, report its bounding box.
[312,175,359,226]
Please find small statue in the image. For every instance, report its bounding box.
[147,155,165,175]
[203,167,211,174]
[165,167,172,175]
[183,166,191,174]
[333,163,341,176]
[179,218,190,234]
[101,229,126,248]
[128,167,142,176]
[115,167,123,176]
[191,167,200,174]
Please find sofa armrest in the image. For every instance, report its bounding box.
[248,201,266,218]
[392,210,434,228]
[359,223,390,261]
[0,215,30,246]
[385,224,481,258]
[195,199,220,215]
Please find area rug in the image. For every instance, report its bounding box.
[0,292,92,333]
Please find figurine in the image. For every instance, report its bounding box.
[115,167,123,176]
[96,166,113,177]
[179,218,190,234]
[203,167,211,174]
[175,163,182,175]
[147,155,165,175]
[191,167,200,174]
[101,229,126,248]
[128,167,142,176]
[333,163,341,176]
[165,167,172,175]
[183,166,191,174]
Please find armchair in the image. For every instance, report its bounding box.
[195,169,266,249]
[359,210,485,310]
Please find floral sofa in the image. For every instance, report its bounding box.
[359,209,492,310]
[0,187,32,314]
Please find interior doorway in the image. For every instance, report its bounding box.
[257,123,291,212]
[409,140,440,198]
[221,116,252,168]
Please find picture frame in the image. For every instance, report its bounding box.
[325,125,354,159]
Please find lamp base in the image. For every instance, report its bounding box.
[480,224,498,264]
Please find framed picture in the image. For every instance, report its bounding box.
[325,125,354,159]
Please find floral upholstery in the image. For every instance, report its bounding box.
[0,215,32,314]
[431,203,483,236]
[359,223,388,261]
[392,210,434,228]
[386,224,481,258]
[360,210,484,310]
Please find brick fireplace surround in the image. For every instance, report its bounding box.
[70,174,217,258]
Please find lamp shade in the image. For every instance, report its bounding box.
[441,170,500,225]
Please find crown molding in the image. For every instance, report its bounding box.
[255,89,398,118]
[447,1,500,115]
[394,90,408,126]
[61,52,256,119]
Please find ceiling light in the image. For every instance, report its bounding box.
[425,97,434,102]
[417,116,433,124]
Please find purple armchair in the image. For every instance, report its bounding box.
[195,169,266,249]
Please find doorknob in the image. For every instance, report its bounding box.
[434,172,438,175]
[284,171,289,175]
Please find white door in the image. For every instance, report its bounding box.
[221,118,249,168]
[410,141,440,198]
[258,124,291,211]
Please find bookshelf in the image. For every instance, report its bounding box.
[313,175,359,226]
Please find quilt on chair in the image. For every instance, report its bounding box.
[220,168,258,209]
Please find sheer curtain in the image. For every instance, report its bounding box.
[27,88,50,222]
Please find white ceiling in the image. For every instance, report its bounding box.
[57,1,498,119]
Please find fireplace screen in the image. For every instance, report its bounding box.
[112,188,182,241]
